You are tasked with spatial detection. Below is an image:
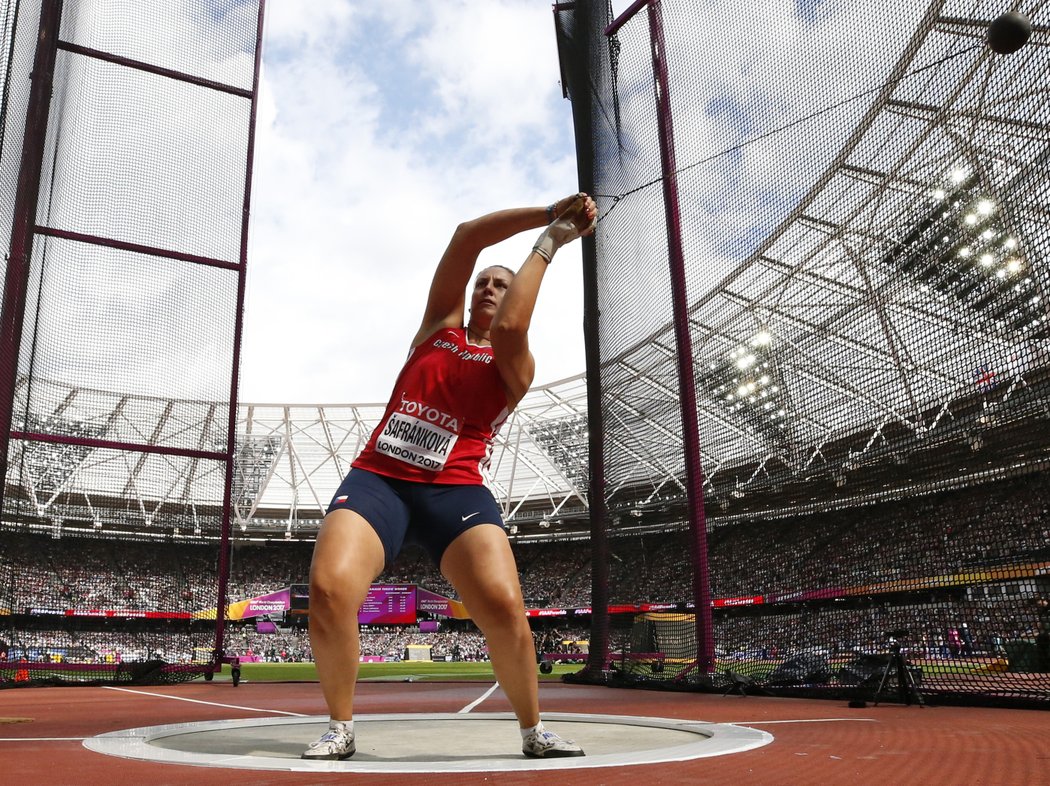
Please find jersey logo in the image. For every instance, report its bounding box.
[461,512,480,522]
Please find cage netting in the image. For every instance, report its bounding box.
[556,0,1050,707]
[0,0,264,687]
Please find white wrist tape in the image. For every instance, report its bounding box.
[532,229,556,263]
[532,196,592,263]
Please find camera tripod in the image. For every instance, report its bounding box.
[871,640,925,707]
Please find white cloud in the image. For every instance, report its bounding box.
[241,0,585,403]
[260,0,357,50]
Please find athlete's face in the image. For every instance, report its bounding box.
[470,266,514,324]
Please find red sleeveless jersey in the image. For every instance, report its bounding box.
[353,327,511,484]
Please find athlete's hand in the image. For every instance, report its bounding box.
[555,193,597,237]
[533,193,597,262]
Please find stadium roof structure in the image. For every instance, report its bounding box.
[236,378,592,539]
[3,374,591,541]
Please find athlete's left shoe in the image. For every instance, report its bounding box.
[522,728,586,758]
[301,724,355,760]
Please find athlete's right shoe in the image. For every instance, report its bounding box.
[522,728,586,758]
[301,724,356,760]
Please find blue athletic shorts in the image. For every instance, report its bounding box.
[325,467,506,565]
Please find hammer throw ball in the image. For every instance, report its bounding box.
[987,11,1032,55]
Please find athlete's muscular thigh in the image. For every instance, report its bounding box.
[310,509,386,607]
[440,524,525,624]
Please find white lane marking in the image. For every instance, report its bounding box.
[730,718,877,724]
[458,681,500,713]
[0,737,86,741]
[102,686,308,717]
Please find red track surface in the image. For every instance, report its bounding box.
[1,680,1046,785]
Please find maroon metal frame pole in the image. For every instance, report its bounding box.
[645,0,714,673]
[0,1,265,678]
[604,0,650,36]
[10,431,226,461]
[212,0,267,669]
[599,0,715,674]
[0,0,64,522]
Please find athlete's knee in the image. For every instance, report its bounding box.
[309,568,365,617]
[471,584,526,629]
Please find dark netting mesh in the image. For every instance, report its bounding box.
[0,0,263,687]
[557,0,1050,707]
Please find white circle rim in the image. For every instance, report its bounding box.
[83,711,774,773]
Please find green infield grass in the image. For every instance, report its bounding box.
[204,660,582,683]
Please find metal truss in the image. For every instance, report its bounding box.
[1,374,591,540]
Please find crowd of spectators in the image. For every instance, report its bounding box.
[3,622,591,665]
[3,627,213,664]
[711,597,1041,662]
[607,471,1050,606]
[0,532,599,615]
[1,471,1047,668]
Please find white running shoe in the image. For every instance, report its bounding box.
[301,724,355,760]
[522,728,585,758]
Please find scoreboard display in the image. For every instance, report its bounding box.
[359,584,417,624]
[287,583,417,624]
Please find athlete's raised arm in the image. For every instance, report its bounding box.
[490,194,596,408]
[411,195,592,348]
[411,208,539,347]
